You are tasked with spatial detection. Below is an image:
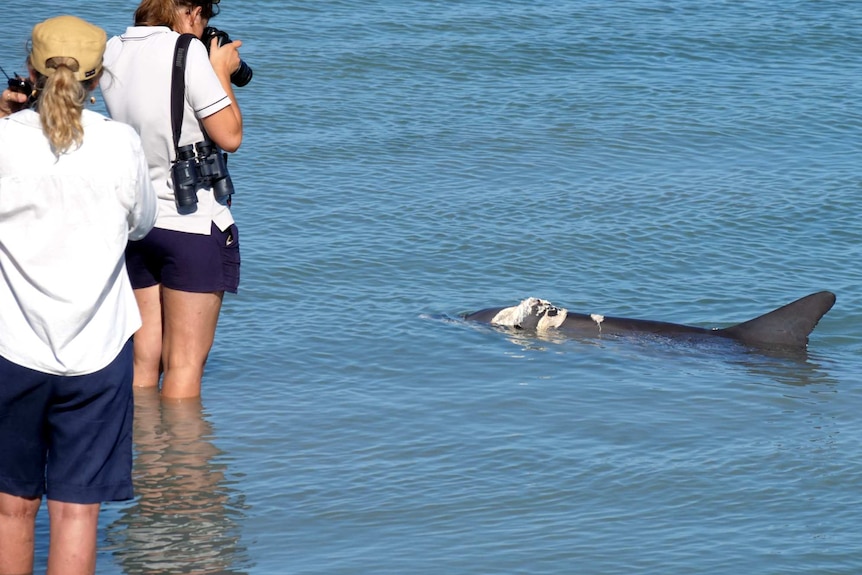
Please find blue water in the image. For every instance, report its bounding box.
[5,1,862,573]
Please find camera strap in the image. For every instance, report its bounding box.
[170,33,196,156]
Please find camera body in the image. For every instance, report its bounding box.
[170,140,235,208]
[201,26,253,87]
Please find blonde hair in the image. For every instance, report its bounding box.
[33,56,90,156]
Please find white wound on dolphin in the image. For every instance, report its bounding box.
[590,313,605,332]
[490,298,538,327]
[537,303,567,330]
[491,298,567,331]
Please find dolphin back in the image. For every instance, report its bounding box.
[464,307,509,324]
[717,291,836,349]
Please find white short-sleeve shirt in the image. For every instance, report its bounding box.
[101,26,234,235]
[0,109,157,375]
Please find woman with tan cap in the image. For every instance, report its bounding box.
[0,15,157,575]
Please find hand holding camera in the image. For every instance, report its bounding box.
[202,26,252,87]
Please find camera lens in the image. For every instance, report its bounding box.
[230,61,253,87]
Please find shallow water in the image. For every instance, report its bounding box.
[5,1,862,573]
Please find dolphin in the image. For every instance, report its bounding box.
[464,291,836,351]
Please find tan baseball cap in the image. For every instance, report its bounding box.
[30,15,106,81]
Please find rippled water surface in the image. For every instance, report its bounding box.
[5,1,862,573]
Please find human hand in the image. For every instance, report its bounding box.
[207,36,243,82]
[0,88,29,118]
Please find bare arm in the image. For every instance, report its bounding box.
[201,37,243,152]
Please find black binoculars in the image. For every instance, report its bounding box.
[171,140,235,208]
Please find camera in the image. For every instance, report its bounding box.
[170,139,236,208]
[202,26,253,87]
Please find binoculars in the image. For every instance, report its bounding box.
[171,141,234,208]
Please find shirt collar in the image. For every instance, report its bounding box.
[120,25,173,41]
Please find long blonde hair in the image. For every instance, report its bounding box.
[32,56,92,156]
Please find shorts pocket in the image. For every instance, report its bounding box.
[220,224,241,293]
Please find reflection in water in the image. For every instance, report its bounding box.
[483,316,841,389]
[733,350,839,388]
[107,388,252,574]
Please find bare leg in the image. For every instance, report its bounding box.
[160,288,224,399]
[46,501,99,575]
[131,285,164,388]
[0,493,40,575]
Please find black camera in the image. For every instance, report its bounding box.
[202,26,253,87]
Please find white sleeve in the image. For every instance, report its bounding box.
[185,38,232,119]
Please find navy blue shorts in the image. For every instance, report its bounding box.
[0,341,134,504]
[126,222,240,294]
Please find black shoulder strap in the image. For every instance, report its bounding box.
[171,33,196,154]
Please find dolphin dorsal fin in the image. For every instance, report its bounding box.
[718,291,835,349]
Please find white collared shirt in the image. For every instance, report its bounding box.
[0,109,157,375]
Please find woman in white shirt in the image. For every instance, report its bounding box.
[101,0,244,399]
[0,15,157,575]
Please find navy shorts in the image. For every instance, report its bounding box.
[126,222,240,294]
[0,341,134,504]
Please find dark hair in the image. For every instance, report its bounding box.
[195,1,220,19]
[134,0,218,27]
